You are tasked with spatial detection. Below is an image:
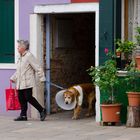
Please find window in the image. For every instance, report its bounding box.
[0,0,14,63]
[116,0,138,70]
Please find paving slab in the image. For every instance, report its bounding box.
[0,111,140,140]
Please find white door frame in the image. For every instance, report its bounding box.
[34,2,100,122]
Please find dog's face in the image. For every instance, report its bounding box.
[63,91,75,105]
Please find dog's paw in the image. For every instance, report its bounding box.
[85,113,93,117]
[72,116,76,119]
[72,116,78,120]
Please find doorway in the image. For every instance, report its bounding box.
[45,13,96,112]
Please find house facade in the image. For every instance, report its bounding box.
[0,0,140,122]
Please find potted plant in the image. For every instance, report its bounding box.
[115,39,136,69]
[116,47,121,58]
[88,48,122,123]
[124,62,140,107]
[115,39,136,55]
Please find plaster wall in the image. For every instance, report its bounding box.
[0,70,20,116]
[19,0,70,40]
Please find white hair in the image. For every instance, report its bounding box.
[17,40,29,50]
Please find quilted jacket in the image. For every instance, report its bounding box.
[10,51,46,90]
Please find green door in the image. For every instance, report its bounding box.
[0,0,14,63]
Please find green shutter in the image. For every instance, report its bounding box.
[0,0,14,63]
[99,0,114,64]
[99,0,121,64]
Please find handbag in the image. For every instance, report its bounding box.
[5,81,21,110]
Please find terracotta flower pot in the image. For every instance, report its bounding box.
[135,56,140,70]
[127,92,140,107]
[100,104,121,123]
[116,51,121,58]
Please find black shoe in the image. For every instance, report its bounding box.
[14,116,27,121]
[40,109,47,121]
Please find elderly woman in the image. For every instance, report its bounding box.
[10,40,46,121]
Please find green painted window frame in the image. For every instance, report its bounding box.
[0,0,14,63]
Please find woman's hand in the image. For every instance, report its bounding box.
[10,79,15,83]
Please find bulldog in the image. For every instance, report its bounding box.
[63,83,95,119]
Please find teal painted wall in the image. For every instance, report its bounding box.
[99,0,114,64]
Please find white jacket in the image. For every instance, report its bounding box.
[10,51,46,90]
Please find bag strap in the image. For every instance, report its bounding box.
[10,81,13,89]
[10,81,17,91]
[10,81,12,89]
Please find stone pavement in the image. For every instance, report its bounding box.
[0,111,140,140]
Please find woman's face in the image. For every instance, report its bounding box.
[17,43,26,54]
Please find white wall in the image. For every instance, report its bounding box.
[30,14,45,119]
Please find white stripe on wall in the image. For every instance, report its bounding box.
[95,9,100,122]
[15,0,19,63]
[34,3,99,14]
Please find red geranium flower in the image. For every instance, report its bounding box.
[104,48,109,54]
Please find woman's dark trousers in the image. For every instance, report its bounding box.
[18,88,43,117]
